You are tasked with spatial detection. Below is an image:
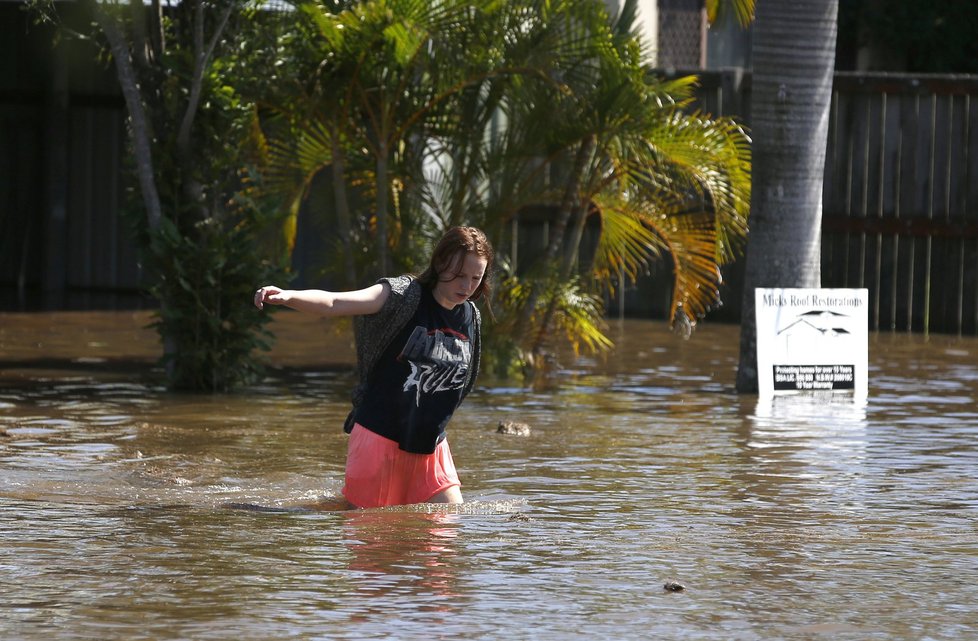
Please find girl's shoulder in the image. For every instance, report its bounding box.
[384,274,417,298]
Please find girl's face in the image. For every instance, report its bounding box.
[432,251,488,310]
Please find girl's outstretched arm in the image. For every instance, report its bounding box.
[254,283,390,317]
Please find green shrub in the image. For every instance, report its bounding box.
[149,198,288,392]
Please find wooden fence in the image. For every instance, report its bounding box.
[684,69,978,335]
[826,74,978,335]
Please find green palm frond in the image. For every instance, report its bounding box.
[640,197,724,328]
[590,195,663,285]
[299,2,345,49]
[259,113,338,252]
[489,269,612,358]
[263,117,333,189]
[640,109,751,263]
[550,280,615,355]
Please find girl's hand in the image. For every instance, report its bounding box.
[254,286,288,310]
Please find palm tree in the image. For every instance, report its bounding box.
[254,3,362,287]
[735,0,839,393]
[261,0,516,278]
[495,0,751,366]
[258,0,752,380]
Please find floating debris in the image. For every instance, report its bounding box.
[497,420,531,436]
[663,581,686,592]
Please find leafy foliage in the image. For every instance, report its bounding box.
[148,193,288,391]
[134,2,294,390]
[28,0,296,391]
[257,0,753,381]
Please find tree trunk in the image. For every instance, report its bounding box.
[176,0,234,156]
[95,9,163,232]
[561,203,589,278]
[94,7,176,374]
[330,131,358,287]
[176,0,235,222]
[735,0,838,393]
[545,135,595,267]
[375,140,390,278]
[529,202,588,355]
[516,135,595,343]
[149,0,165,61]
[128,0,149,70]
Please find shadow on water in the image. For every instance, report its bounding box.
[2,310,978,640]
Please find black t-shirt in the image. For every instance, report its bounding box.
[353,287,475,454]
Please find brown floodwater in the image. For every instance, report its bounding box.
[1,310,976,640]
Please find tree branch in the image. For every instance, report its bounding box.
[177,0,236,153]
[128,0,149,71]
[95,7,163,231]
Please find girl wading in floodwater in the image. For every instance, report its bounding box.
[254,226,493,509]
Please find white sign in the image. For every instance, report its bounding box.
[755,288,868,398]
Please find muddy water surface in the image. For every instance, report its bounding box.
[1,311,977,640]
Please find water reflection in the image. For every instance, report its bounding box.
[748,395,870,501]
[342,510,462,615]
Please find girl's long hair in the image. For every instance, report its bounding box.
[417,226,494,302]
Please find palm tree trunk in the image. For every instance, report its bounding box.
[735,0,838,393]
[528,202,589,355]
[561,203,589,278]
[517,135,595,342]
[546,135,595,265]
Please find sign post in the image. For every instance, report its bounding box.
[755,288,868,398]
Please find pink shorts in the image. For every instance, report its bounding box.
[342,423,461,508]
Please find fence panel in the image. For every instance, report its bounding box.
[681,70,978,335]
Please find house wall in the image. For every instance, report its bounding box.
[0,3,144,310]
